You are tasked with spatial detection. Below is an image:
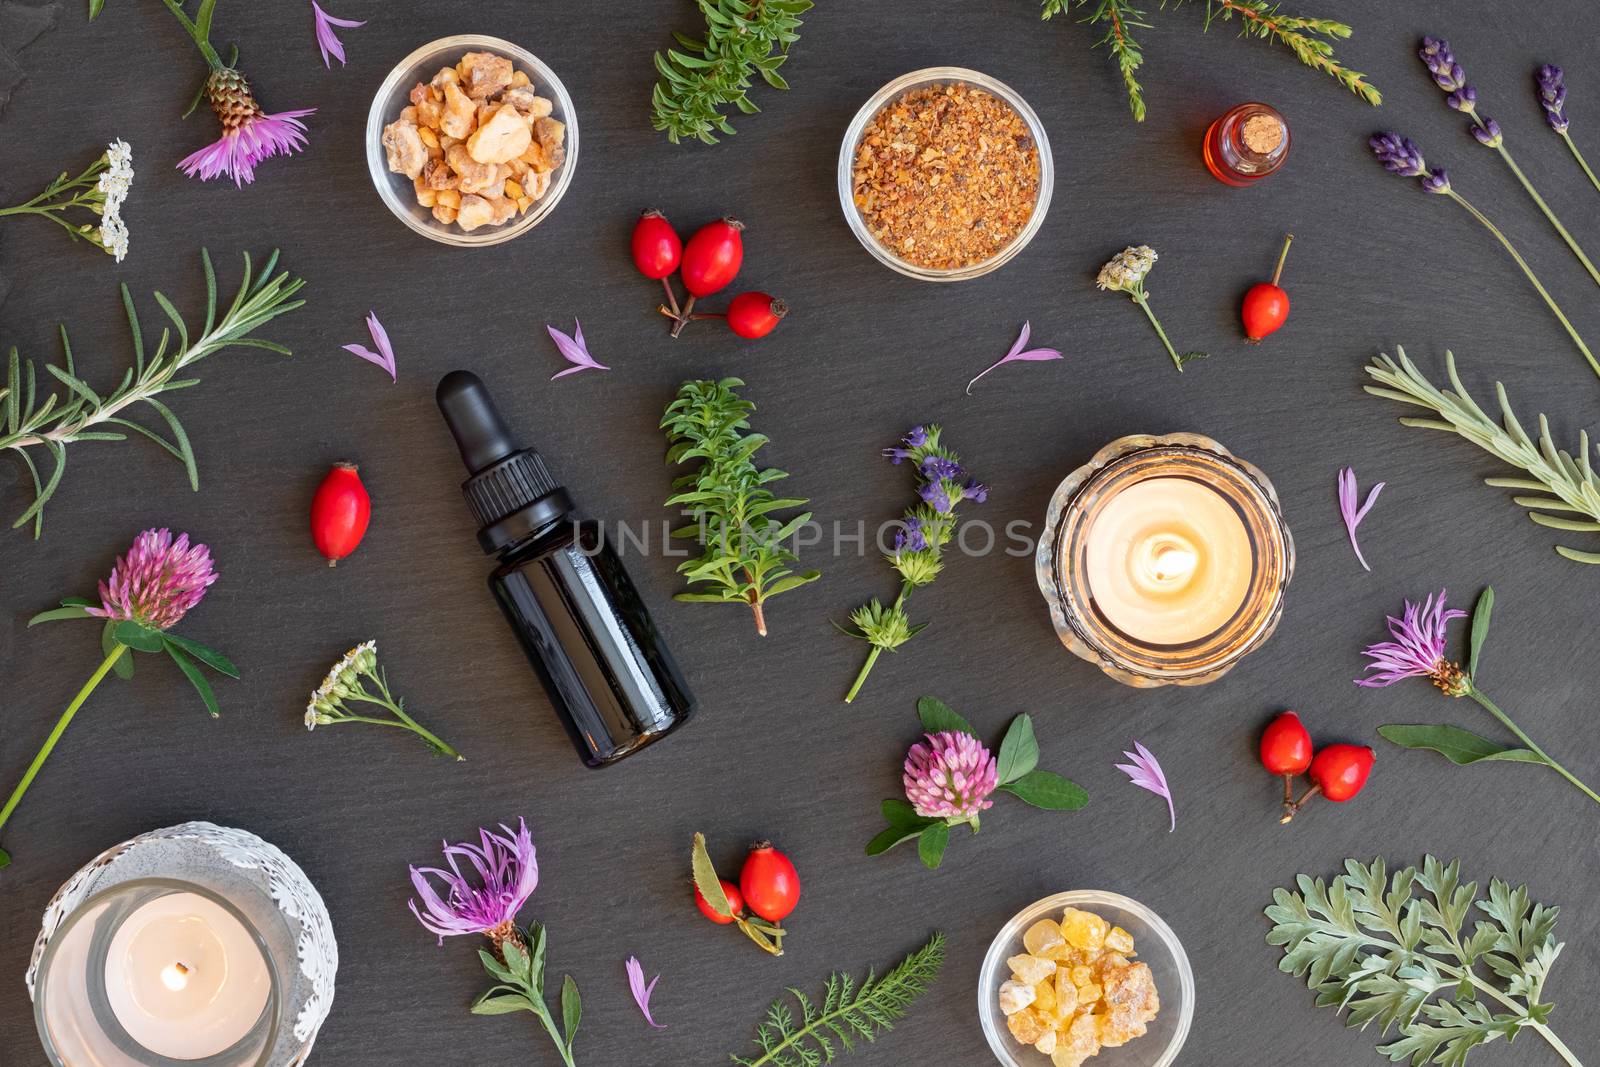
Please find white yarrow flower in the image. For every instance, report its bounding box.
[1096,245,1157,292]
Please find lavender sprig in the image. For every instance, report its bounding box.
[842,426,984,703]
[1368,133,1600,380]
[1536,65,1600,196]
[1419,37,1600,289]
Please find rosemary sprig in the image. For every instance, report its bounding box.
[0,249,305,538]
[1267,856,1578,1067]
[1364,347,1600,563]
[1044,0,1379,121]
[661,378,819,636]
[729,932,946,1067]
[651,0,811,145]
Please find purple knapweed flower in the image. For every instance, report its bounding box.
[1370,133,1428,177]
[1537,65,1570,133]
[1355,589,1469,694]
[1420,36,1466,92]
[178,68,314,186]
[409,818,538,946]
[85,528,217,632]
[903,730,998,823]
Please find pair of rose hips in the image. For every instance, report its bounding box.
[1260,711,1374,825]
[631,210,788,340]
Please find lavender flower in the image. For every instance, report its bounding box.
[1446,86,1477,113]
[86,528,216,631]
[1472,118,1503,148]
[310,2,365,68]
[1537,65,1570,133]
[1420,168,1452,194]
[903,731,998,825]
[409,819,539,947]
[1369,133,1427,177]
[1355,589,1467,693]
[1419,36,1466,92]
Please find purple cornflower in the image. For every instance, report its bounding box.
[1472,118,1503,148]
[1370,132,1428,177]
[1355,589,1468,694]
[178,69,314,186]
[1537,65,1570,133]
[919,480,951,513]
[893,517,929,554]
[1419,36,1466,92]
[85,528,217,632]
[409,818,539,946]
[310,2,365,68]
[962,479,989,504]
[903,731,998,823]
[883,425,928,464]
[920,455,963,481]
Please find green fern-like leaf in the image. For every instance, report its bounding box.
[730,933,945,1066]
[652,0,812,145]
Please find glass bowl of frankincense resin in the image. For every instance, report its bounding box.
[978,891,1193,1067]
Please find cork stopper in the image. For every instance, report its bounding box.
[1240,113,1285,155]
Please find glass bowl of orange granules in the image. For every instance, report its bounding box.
[838,67,1054,282]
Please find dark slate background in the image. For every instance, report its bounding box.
[3,2,1598,1064]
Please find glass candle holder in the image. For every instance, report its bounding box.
[1035,433,1294,687]
[1203,102,1289,186]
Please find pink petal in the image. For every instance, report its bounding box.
[625,956,666,1029]
[365,310,397,378]
[967,321,1063,394]
[546,319,610,379]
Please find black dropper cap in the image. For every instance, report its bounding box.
[437,371,573,554]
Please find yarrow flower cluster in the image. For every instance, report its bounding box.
[0,139,134,262]
[303,641,462,760]
[903,731,998,824]
[1095,245,1204,372]
[87,527,216,631]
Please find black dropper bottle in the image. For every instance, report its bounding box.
[436,370,694,767]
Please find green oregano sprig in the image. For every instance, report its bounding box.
[729,932,946,1067]
[651,0,811,145]
[662,377,819,636]
[1267,856,1578,1067]
[0,248,305,538]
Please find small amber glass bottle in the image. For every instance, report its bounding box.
[1203,103,1289,186]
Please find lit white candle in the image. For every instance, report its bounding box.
[104,892,271,1060]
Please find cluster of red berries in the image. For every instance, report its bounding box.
[693,839,801,955]
[631,210,787,340]
[1259,711,1375,825]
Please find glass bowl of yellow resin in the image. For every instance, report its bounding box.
[1034,433,1294,687]
[978,891,1193,1067]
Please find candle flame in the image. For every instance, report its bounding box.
[1150,546,1198,583]
[160,962,191,992]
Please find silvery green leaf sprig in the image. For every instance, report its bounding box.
[1266,856,1579,1067]
[651,0,811,145]
[1364,347,1600,563]
[0,249,305,538]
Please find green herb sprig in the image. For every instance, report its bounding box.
[1042,0,1380,123]
[662,378,819,636]
[729,932,946,1067]
[1365,347,1600,563]
[471,924,582,1067]
[1,248,304,539]
[651,0,811,145]
[1267,856,1579,1067]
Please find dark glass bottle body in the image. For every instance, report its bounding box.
[490,516,693,768]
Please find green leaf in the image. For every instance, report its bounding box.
[881,798,927,827]
[1467,587,1493,682]
[26,605,91,626]
[165,643,220,718]
[1377,724,1543,766]
[865,822,929,857]
[501,938,531,983]
[101,621,134,678]
[995,713,1040,784]
[917,822,949,869]
[143,396,198,491]
[527,923,548,997]
[477,948,515,984]
[1001,770,1089,810]
[113,620,164,652]
[916,695,974,737]
[58,596,94,606]
[88,0,106,19]
[560,975,581,1045]
[162,632,239,677]
[470,994,534,1016]
[691,832,733,917]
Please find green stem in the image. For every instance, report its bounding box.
[843,584,911,704]
[1446,190,1600,380]
[1131,290,1185,372]
[0,643,127,855]
[156,0,224,70]
[528,1001,577,1067]
[1560,131,1600,197]
[342,690,462,761]
[1529,1023,1585,1067]
[1467,685,1600,806]
[1483,129,1600,288]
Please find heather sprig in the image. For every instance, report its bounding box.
[0,528,236,868]
[1,249,304,539]
[1368,136,1599,380]
[1419,37,1600,290]
[1357,587,1599,807]
[0,140,132,262]
[1536,65,1600,196]
[651,0,811,145]
[841,426,984,703]
[866,697,1087,870]
[661,378,819,636]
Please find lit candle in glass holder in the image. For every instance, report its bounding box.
[1037,433,1294,686]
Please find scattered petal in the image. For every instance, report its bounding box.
[1337,467,1385,572]
[966,320,1064,394]
[547,319,610,380]
[625,956,666,1029]
[1114,741,1174,831]
[311,2,366,68]
[342,311,397,380]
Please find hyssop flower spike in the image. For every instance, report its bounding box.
[409,818,539,944]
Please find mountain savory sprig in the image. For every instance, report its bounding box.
[662,378,819,636]
[1267,856,1579,1067]
[842,425,986,703]
[729,932,946,1067]
[1365,347,1600,561]
[1040,0,1379,123]
[651,0,811,145]
[1,249,304,538]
